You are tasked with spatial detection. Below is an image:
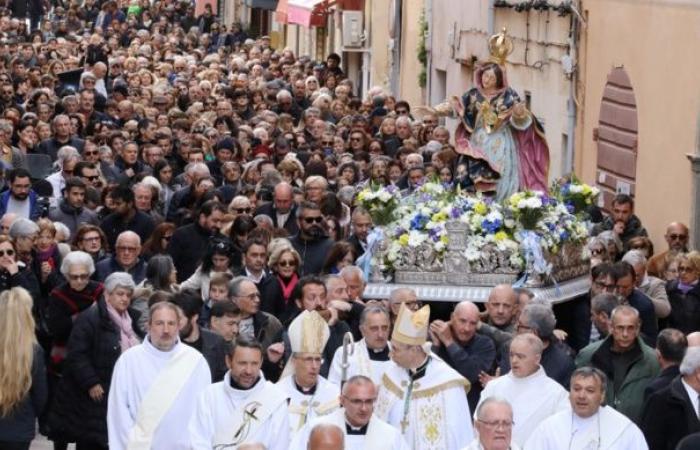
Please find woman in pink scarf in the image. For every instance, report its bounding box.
[47,272,143,449]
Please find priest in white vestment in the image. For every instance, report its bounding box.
[290,375,409,450]
[476,334,568,447]
[189,337,290,450]
[524,366,648,450]
[107,302,212,450]
[463,397,521,450]
[328,305,393,386]
[277,310,341,436]
[375,303,474,450]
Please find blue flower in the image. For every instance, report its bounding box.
[481,218,502,234]
[410,214,428,230]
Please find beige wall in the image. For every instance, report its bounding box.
[398,0,424,106]
[368,0,391,95]
[429,1,574,180]
[577,0,700,248]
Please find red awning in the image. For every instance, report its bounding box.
[275,0,289,23]
[286,0,329,27]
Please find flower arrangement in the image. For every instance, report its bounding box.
[355,184,401,226]
[551,177,601,217]
[373,182,589,278]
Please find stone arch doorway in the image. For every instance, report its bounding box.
[594,66,639,210]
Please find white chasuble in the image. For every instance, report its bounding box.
[476,366,569,447]
[523,406,649,450]
[375,357,474,450]
[276,375,341,436]
[328,338,393,386]
[107,338,212,450]
[462,439,521,450]
[289,408,410,450]
[189,371,290,450]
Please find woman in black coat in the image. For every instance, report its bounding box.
[48,272,142,449]
[665,251,700,334]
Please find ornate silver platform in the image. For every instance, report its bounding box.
[362,275,590,304]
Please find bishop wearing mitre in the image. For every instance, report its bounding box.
[277,310,341,436]
[375,303,474,450]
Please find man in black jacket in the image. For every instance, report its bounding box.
[346,207,372,259]
[167,200,225,282]
[99,184,155,249]
[430,301,496,413]
[255,182,298,236]
[37,114,85,161]
[172,289,228,382]
[642,347,700,450]
[645,328,687,400]
[290,201,333,276]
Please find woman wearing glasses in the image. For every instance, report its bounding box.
[0,235,41,299]
[72,224,109,262]
[265,239,302,326]
[666,251,700,334]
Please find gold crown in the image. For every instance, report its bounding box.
[488,28,514,66]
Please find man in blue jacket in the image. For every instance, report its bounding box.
[0,168,42,220]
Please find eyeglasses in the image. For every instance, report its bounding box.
[82,236,100,242]
[350,137,362,142]
[594,280,616,291]
[68,273,89,281]
[477,419,514,430]
[234,207,252,214]
[116,246,139,252]
[278,259,297,267]
[84,150,99,156]
[679,266,695,273]
[83,175,100,181]
[321,141,334,146]
[396,109,408,115]
[0,249,15,257]
[162,235,172,242]
[343,396,377,407]
[668,234,688,241]
[236,293,260,301]
[591,248,605,256]
[303,216,324,224]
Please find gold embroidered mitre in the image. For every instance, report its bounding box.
[288,310,330,355]
[392,303,430,346]
[488,27,514,66]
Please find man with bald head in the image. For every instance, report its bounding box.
[688,332,700,347]
[485,285,518,331]
[307,424,344,450]
[94,231,147,283]
[255,181,298,235]
[477,334,568,447]
[430,301,496,412]
[648,222,690,277]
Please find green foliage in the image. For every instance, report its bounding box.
[417,10,428,88]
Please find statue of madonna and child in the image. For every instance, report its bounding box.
[434,28,550,201]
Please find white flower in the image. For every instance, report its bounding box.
[377,190,392,202]
[434,241,445,252]
[463,247,481,261]
[408,230,426,247]
[569,184,583,194]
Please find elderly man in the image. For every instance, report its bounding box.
[340,266,366,303]
[478,334,568,447]
[37,114,85,161]
[648,222,689,277]
[642,347,700,450]
[229,276,283,351]
[290,376,408,450]
[590,293,621,341]
[256,181,299,235]
[347,208,373,258]
[107,302,211,450]
[501,303,575,388]
[94,231,146,284]
[622,250,670,319]
[189,338,290,450]
[45,147,81,206]
[430,301,496,413]
[304,176,327,204]
[277,310,340,436]
[576,305,660,424]
[328,306,392,386]
[465,397,520,450]
[645,328,687,400]
[290,202,334,276]
[387,287,421,326]
[375,303,473,449]
[524,367,648,449]
[307,424,344,450]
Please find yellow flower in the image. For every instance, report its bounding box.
[399,234,409,246]
[474,202,487,215]
[582,185,592,196]
[357,191,366,202]
[494,231,508,242]
[431,212,447,222]
[440,235,449,245]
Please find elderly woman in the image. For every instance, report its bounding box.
[666,251,700,334]
[73,224,110,262]
[48,272,141,450]
[622,250,670,319]
[587,236,611,264]
[45,251,104,379]
[9,218,63,301]
[597,230,623,262]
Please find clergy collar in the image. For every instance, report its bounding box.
[408,355,431,381]
[294,378,317,395]
[229,373,261,391]
[367,344,390,361]
[345,421,368,435]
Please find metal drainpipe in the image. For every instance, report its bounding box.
[425,0,432,104]
[565,1,579,175]
[488,0,495,35]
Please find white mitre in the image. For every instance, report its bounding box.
[392,303,430,346]
[282,310,331,377]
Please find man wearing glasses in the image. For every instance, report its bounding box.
[648,222,690,278]
[94,231,146,284]
[467,398,519,450]
[290,376,408,450]
[290,201,333,276]
[477,334,568,448]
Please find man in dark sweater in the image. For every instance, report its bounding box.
[290,201,333,276]
[167,200,225,282]
[644,328,687,400]
[99,184,155,250]
[430,301,496,413]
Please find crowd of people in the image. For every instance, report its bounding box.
[0,1,699,450]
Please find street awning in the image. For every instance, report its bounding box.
[275,0,289,23]
[246,0,279,10]
[286,0,329,27]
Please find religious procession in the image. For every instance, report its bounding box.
[0,0,699,450]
